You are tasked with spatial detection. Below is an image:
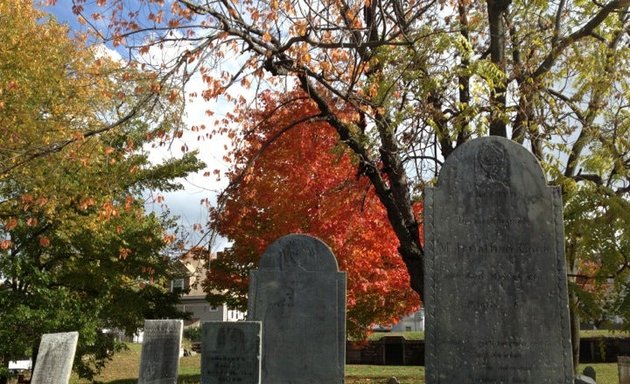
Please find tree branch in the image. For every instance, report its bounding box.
[0,44,198,177]
[533,0,630,79]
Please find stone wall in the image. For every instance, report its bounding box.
[346,337,630,366]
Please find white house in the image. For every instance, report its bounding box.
[171,248,245,328]
[391,309,425,332]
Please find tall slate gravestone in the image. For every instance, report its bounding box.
[201,321,262,384]
[619,356,630,384]
[248,234,346,384]
[30,331,79,384]
[424,136,574,383]
[138,319,183,384]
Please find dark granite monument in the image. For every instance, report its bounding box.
[30,331,79,384]
[424,136,573,383]
[248,234,346,384]
[138,319,183,384]
[201,321,262,384]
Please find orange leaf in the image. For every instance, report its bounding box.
[39,236,50,247]
[5,218,18,230]
[119,247,131,260]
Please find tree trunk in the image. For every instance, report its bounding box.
[297,73,426,299]
[566,241,580,373]
[0,358,7,384]
[398,237,425,299]
[570,291,581,373]
[486,0,510,137]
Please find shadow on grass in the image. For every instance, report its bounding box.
[105,374,201,384]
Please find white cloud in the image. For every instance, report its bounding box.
[90,44,124,63]
[140,39,262,249]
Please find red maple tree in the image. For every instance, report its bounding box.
[208,89,421,338]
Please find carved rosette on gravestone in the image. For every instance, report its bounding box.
[201,321,262,384]
[138,319,183,384]
[424,136,574,383]
[248,234,347,384]
[30,332,79,384]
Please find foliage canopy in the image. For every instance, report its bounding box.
[208,89,421,338]
[0,1,203,380]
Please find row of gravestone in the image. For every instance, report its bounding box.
[139,319,263,383]
[140,234,348,384]
[22,137,622,383]
[139,240,346,384]
[26,234,346,384]
[23,327,630,384]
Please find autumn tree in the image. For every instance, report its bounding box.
[208,89,421,338]
[0,2,203,381]
[58,0,630,368]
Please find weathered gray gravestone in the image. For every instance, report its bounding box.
[424,136,574,383]
[201,321,262,384]
[30,331,79,384]
[582,366,596,382]
[138,319,183,384]
[619,356,630,384]
[574,374,596,384]
[248,234,346,384]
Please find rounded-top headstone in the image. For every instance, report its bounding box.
[437,135,548,195]
[258,234,339,272]
[582,366,596,380]
[248,234,346,383]
[424,136,573,384]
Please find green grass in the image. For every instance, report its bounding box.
[367,331,425,341]
[66,343,620,384]
[366,329,629,341]
[581,329,630,338]
[346,365,424,383]
[579,363,619,384]
[67,344,422,383]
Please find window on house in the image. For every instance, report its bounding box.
[209,305,218,312]
[171,278,185,293]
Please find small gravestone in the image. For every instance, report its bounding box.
[425,136,573,383]
[583,366,596,381]
[248,234,346,384]
[620,356,630,384]
[138,319,183,384]
[30,332,79,384]
[201,321,262,384]
[575,374,596,384]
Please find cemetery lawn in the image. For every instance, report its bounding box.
[68,343,426,383]
[67,343,619,384]
[366,329,628,341]
[345,365,424,383]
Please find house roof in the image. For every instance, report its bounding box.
[176,247,215,297]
